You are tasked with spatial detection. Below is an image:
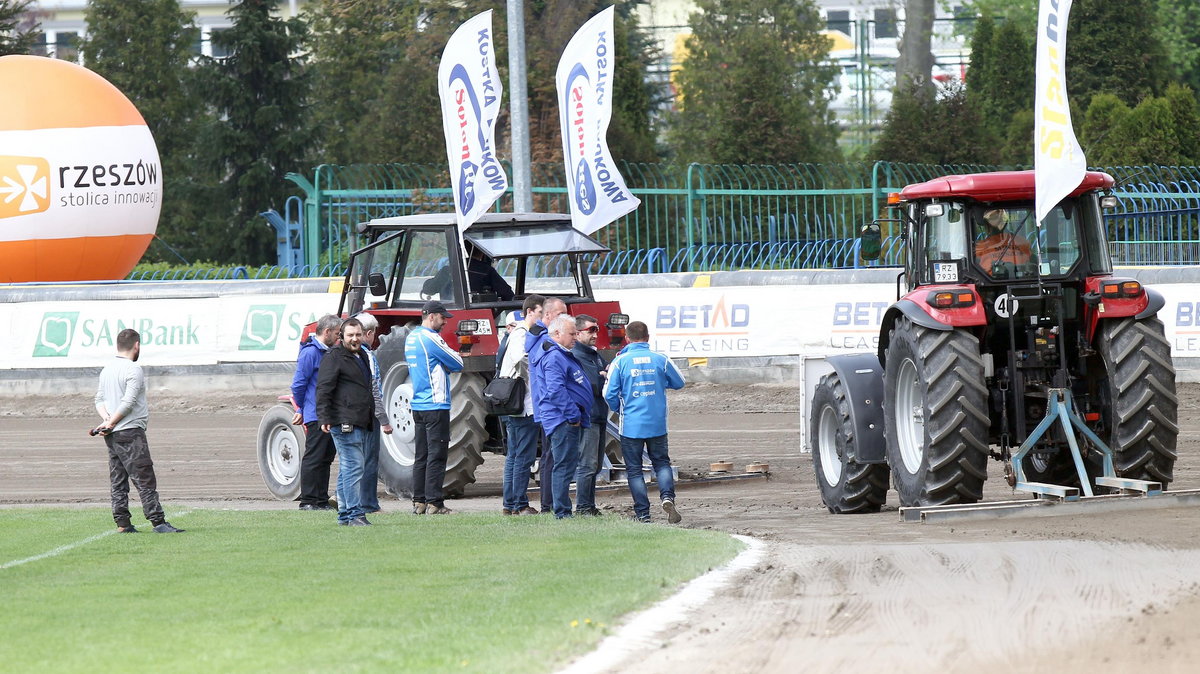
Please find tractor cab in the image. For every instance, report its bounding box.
[339,212,609,320]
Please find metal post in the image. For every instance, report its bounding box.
[507,0,533,213]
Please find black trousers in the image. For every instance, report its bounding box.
[299,421,336,506]
[413,409,450,506]
[539,431,553,511]
[104,428,164,527]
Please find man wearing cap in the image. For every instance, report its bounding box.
[497,295,545,515]
[404,300,464,515]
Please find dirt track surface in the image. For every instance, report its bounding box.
[4,382,1200,672]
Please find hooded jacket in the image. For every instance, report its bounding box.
[604,341,685,438]
[536,339,593,436]
[290,335,330,424]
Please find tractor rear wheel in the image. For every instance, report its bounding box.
[810,372,889,513]
[374,324,487,498]
[256,404,304,500]
[1096,317,1178,485]
[883,318,989,507]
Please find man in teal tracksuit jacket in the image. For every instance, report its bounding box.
[404,300,464,514]
[604,321,686,523]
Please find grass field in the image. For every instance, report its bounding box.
[0,508,742,673]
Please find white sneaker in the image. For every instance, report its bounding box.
[662,499,681,524]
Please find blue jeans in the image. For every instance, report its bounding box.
[361,425,380,511]
[548,423,581,518]
[620,434,674,521]
[331,426,368,523]
[573,424,603,512]
[503,415,539,511]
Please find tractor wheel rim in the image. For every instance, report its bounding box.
[383,381,416,466]
[818,405,843,485]
[266,421,300,485]
[896,358,925,473]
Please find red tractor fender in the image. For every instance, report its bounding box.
[1082,277,1163,342]
[876,285,987,366]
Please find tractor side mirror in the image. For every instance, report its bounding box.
[367,272,387,296]
[859,223,882,261]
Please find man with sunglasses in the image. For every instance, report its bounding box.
[571,315,609,516]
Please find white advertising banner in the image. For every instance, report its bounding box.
[556,6,640,234]
[2,294,332,369]
[603,284,895,359]
[1034,0,1087,225]
[438,10,508,233]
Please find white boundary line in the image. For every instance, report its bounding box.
[558,534,766,674]
[0,509,193,571]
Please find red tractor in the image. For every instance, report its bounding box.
[809,170,1178,512]
[257,212,628,500]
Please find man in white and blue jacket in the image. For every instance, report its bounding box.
[404,300,464,515]
[604,321,686,523]
[534,314,593,518]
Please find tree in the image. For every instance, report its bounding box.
[1156,0,1200,93]
[871,82,992,164]
[306,0,420,165]
[0,0,38,56]
[670,0,840,164]
[895,0,935,96]
[194,0,315,264]
[80,0,203,263]
[1066,0,1167,107]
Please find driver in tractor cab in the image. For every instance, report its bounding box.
[974,208,1031,270]
[421,243,515,302]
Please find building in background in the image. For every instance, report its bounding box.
[24,0,308,60]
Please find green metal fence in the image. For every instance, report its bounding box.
[281,161,1200,275]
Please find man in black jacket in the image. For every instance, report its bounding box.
[571,314,609,516]
[317,318,389,526]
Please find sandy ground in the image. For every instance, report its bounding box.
[3,382,1200,672]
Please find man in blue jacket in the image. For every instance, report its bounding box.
[535,314,593,518]
[405,300,464,515]
[525,296,567,513]
[571,314,608,516]
[604,321,686,523]
[290,314,342,510]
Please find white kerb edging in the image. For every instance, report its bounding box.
[558,534,766,674]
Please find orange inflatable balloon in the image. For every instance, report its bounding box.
[0,55,161,283]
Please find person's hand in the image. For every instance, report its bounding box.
[382,424,393,435]
[291,412,303,425]
[320,424,331,434]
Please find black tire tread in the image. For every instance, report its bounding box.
[811,372,889,514]
[885,319,989,507]
[1099,318,1178,484]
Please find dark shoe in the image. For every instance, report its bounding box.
[517,506,539,515]
[637,516,652,523]
[427,505,453,515]
[316,504,336,511]
[662,499,681,524]
[502,508,513,516]
[412,502,427,515]
[365,507,382,514]
[299,503,320,511]
[117,525,138,533]
[347,516,372,526]
[152,522,185,533]
[576,507,601,517]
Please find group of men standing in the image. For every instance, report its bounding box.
[289,294,684,525]
[500,294,686,522]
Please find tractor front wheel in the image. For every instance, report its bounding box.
[883,318,989,507]
[810,372,889,513]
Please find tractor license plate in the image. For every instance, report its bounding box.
[933,262,959,283]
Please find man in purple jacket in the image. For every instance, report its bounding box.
[532,314,593,518]
[290,314,342,510]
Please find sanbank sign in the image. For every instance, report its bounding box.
[32,312,200,357]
